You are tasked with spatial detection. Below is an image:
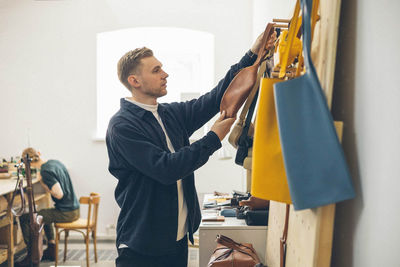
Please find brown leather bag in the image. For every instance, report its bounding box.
[208,234,261,267]
[227,59,267,149]
[220,23,275,118]
[23,155,44,264]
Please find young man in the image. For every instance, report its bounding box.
[16,148,80,266]
[106,33,275,267]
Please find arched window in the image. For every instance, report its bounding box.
[96,27,215,139]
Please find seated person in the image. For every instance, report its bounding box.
[16,147,80,266]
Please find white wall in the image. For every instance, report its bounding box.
[252,0,295,39]
[0,0,254,235]
[331,0,400,266]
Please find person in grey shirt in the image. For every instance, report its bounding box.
[16,147,79,266]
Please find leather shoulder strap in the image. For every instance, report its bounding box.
[8,165,26,217]
[254,23,276,66]
[237,59,268,123]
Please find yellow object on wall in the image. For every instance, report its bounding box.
[276,29,302,72]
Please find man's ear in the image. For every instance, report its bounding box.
[128,75,140,89]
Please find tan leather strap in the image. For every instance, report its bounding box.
[280,204,290,267]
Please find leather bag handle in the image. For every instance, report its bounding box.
[216,234,254,252]
[8,163,26,217]
[220,23,275,118]
[210,235,261,265]
[253,23,276,67]
[212,246,258,261]
[215,236,259,263]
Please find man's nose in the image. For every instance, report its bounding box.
[162,70,169,79]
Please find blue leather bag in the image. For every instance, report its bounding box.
[273,0,355,210]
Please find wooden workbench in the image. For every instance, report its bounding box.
[0,176,50,267]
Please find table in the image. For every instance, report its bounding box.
[198,194,267,266]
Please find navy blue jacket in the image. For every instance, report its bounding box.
[106,51,256,256]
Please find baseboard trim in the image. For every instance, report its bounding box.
[58,232,116,243]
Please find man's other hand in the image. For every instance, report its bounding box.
[211,111,236,141]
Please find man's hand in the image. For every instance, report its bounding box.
[251,30,277,55]
[211,111,236,141]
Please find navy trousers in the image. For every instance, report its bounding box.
[116,236,188,267]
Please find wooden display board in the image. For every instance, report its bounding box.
[265,0,343,266]
[311,0,342,108]
[267,123,342,267]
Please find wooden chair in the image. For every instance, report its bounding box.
[54,193,100,267]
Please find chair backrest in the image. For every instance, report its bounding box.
[79,193,100,229]
[90,192,100,230]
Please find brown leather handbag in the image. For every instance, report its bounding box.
[227,59,267,149]
[208,234,261,267]
[9,159,44,264]
[220,23,275,118]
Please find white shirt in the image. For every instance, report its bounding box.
[124,98,188,241]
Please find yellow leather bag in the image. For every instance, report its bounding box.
[251,77,291,203]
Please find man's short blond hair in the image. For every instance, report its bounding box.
[21,147,40,163]
[117,47,153,91]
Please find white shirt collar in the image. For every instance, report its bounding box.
[125,98,158,113]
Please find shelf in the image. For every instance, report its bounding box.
[34,193,48,202]
[0,215,10,228]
